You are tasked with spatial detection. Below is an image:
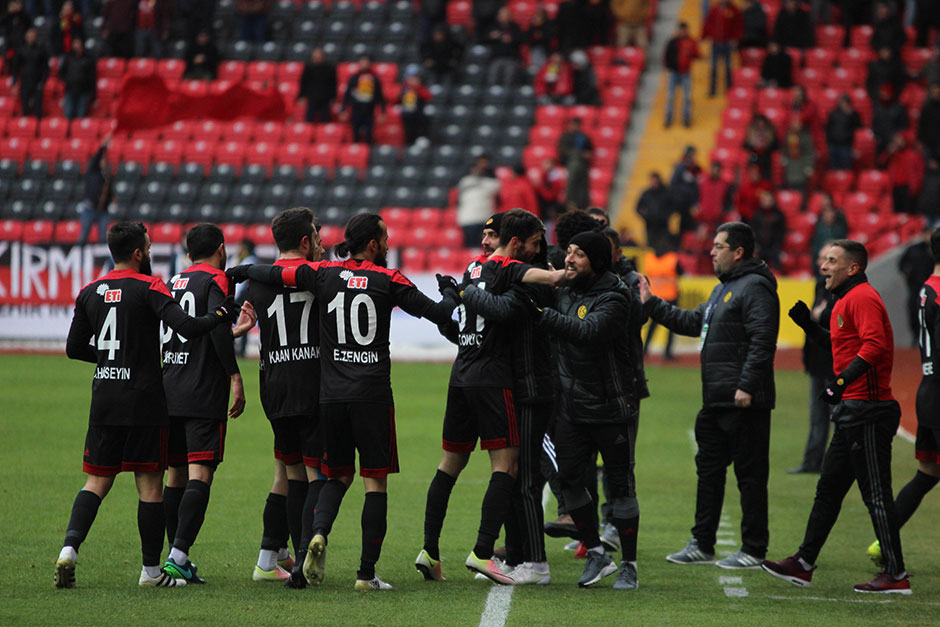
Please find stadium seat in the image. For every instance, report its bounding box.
[0,219,25,241]
[21,220,55,244]
[399,247,428,272]
[149,222,184,244]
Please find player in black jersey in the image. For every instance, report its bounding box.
[868,227,940,567]
[417,208,563,585]
[242,208,328,586]
[228,212,460,591]
[160,223,256,584]
[56,222,240,590]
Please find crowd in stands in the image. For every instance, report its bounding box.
[643,0,933,276]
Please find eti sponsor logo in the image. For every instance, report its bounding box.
[96,283,121,302]
[173,277,190,290]
[470,266,482,280]
[347,276,369,289]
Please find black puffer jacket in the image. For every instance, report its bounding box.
[612,255,650,400]
[644,258,779,409]
[539,272,637,424]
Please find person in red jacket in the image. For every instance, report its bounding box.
[734,161,773,223]
[702,0,742,97]
[534,52,574,104]
[500,163,540,216]
[696,161,731,233]
[880,132,924,213]
[765,240,910,595]
[664,22,700,127]
[398,69,432,145]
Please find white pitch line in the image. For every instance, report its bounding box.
[898,426,915,444]
[765,595,891,605]
[479,585,515,627]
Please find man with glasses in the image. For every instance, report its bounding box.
[638,222,779,570]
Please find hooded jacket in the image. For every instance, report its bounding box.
[644,257,779,409]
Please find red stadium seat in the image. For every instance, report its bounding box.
[412,207,443,228]
[28,137,60,163]
[149,222,184,244]
[775,190,803,216]
[823,170,856,195]
[606,65,640,88]
[278,61,304,83]
[0,219,24,241]
[227,120,256,143]
[446,0,473,29]
[838,47,872,71]
[39,117,69,139]
[284,122,315,143]
[601,84,635,106]
[805,47,835,71]
[815,25,845,50]
[193,119,224,143]
[850,25,873,48]
[613,46,646,70]
[535,105,567,128]
[716,126,745,148]
[317,122,349,144]
[732,67,760,88]
[127,58,156,76]
[54,220,84,243]
[256,120,285,144]
[438,225,464,249]
[215,140,247,171]
[22,220,55,244]
[307,143,337,170]
[721,106,752,129]
[220,223,246,243]
[70,118,102,142]
[7,116,38,139]
[427,247,465,273]
[186,140,216,170]
[277,142,307,169]
[247,61,277,82]
[337,143,370,170]
[157,58,185,82]
[160,120,192,143]
[843,191,876,215]
[727,86,757,108]
[739,47,765,68]
[246,224,275,246]
[522,145,557,169]
[248,141,275,170]
[382,207,411,231]
[598,105,629,128]
[757,87,792,111]
[217,61,246,82]
[567,105,599,127]
[96,57,126,79]
[2,136,28,162]
[529,125,562,147]
[857,169,889,195]
[319,225,342,248]
[59,137,90,163]
[587,45,613,67]
[399,247,428,272]
[153,139,183,166]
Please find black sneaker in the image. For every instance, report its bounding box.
[285,550,308,589]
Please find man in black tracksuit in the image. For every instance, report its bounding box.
[467,230,642,590]
[639,221,779,569]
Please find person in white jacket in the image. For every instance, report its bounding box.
[457,155,502,248]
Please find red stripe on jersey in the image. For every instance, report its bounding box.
[83,461,121,476]
[274,258,319,269]
[503,389,519,447]
[187,451,218,462]
[219,422,226,460]
[302,456,322,469]
[925,275,940,294]
[489,255,524,268]
[360,466,391,478]
[916,449,940,464]
[274,448,302,465]
[316,259,415,286]
[443,439,476,453]
[122,461,162,472]
[480,437,509,450]
[322,463,356,478]
[185,263,229,294]
[83,268,172,296]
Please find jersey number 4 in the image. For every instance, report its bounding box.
[98,307,120,360]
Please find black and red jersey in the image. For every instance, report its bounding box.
[282,258,437,403]
[917,276,940,427]
[247,258,321,419]
[161,263,239,421]
[66,268,225,426]
[830,280,894,402]
[450,255,530,388]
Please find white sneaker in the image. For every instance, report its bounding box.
[510,562,551,585]
[491,555,514,575]
[139,569,187,588]
[354,575,393,591]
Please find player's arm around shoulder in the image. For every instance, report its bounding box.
[65,289,97,363]
[539,290,630,343]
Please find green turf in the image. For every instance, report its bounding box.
[1,355,937,625]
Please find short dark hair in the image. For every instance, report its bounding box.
[602,226,620,247]
[587,207,609,222]
[335,212,384,257]
[554,209,600,249]
[186,223,224,261]
[716,221,755,258]
[830,239,868,271]
[107,221,148,264]
[272,207,317,253]
[932,227,940,263]
[240,238,256,255]
[498,208,545,247]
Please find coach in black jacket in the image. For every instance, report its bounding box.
[640,221,779,569]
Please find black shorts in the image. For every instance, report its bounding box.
[442,386,519,453]
[168,416,227,468]
[83,425,168,476]
[320,402,398,478]
[915,424,940,464]
[271,415,322,468]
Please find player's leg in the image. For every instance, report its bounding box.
[896,425,940,528]
[286,415,326,588]
[419,386,473,575]
[285,460,308,558]
[686,408,732,559]
[163,416,188,546]
[255,458,290,581]
[135,469,184,588]
[726,408,770,565]
[593,419,640,588]
[513,402,550,567]
[353,403,397,590]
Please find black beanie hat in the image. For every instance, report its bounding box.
[483,212,503,233]
[569,230,611,274]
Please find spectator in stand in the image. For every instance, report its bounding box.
[101,0,137,58]
[870,0,907,55]
[838,0,873,46]
[297,47,335,122]
[702,0,742,97]
[919,82,940,161]
[773,0,814,49]
[919,159,940,227]
[751,190,786,271]
[236,0,272,44]
[456,154,501,247]
[557,116,593,210]
[825,94,862,170]
[179,0,215,44]
[12,27,47,118]
[569,49,600,106]
[526,6,558,70]
[535,157,567,226]
[473,0,502,42]
[420,25,463,84]
[872,83,909,156]
[183,30,220,80]
[500,163,540,215]
[417,0,446,44]
[557,0,591,51]
[781,119,816,197]
[22,0,51,18]
[611,0,650,48]
[134,0,169,58]
[880,132,924,214]
[899,228,934,342]
[2,0,32,68]
[914,0,940,48]
[50,1,84,56]
[810,193,848,262]
[735,161,774,223]
[924,41,940,87]
[535,52,574,104]
[341,55,385,145]
[485,6,523,89]
[739,0,768,49]
[866,46,906,102]
[789,86,819,135]
[760,40,794,88]
[642,240,680,361]
[671,145,701,234]
[637,172,673,248]
[59,37,96,120]
[743,113,779,180]
[398,68,431,145]
[696,161,732,234]
[78,133,114,246]
[664,22,699,128]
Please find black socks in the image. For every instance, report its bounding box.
[423,469,457,560]
[261,492,288,551]
[162,485,184,547]
[895,470,939,528]
[312,479,349,538]
[357,492,388,581]
[173,479,211,554]
[614,515,639,562]
[474,471,515,559]
[287,479,308,556]
[138,501,165,567]
[63,489,102,552]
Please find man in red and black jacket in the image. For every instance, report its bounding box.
[765,240,911,595]
[702,0,742,97]
[664,21,699,127]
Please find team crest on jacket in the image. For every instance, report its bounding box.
[577,305,587,319]
[837,314,844,328]
[723,291,732,303]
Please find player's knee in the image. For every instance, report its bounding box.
[166,465,189,487]
[610,496,639,519]
[918,460,940,478]
[189,463,214,484]
[81,475,114,499]
[561,486,592,511]
[285,462,306,482]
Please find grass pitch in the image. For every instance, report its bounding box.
[1,354,938,626]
